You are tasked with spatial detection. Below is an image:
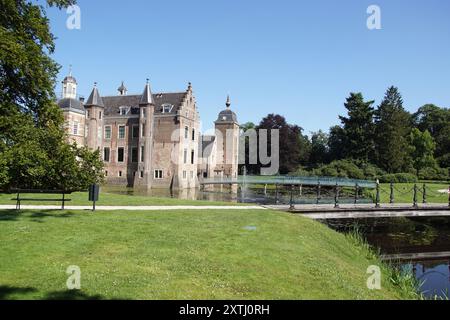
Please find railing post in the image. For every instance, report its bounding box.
[413,184,418,208]
[448,186,450,208]
[334,183,340,208]
[390,182,394,204]
[316,182,321,205]
[354,183,359,204]
[375,181,380,208]
[289,185,294,210]
[275,184,279,204]
[422,183,427,204]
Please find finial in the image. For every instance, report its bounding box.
[94,82,97,87]
[146,78,150,84]
[69,64,72,76]
[226,95,231,108]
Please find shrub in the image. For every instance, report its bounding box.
[418,167,449,181]
[379,173,418,183]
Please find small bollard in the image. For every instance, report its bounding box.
[390,182,394,204]
[448,186,450,208]
[316,182,321,205]
[275,184,279,204]
[422,183,427,204]
[334,183,340,208]
[289,185,294,211]
[413,184,418,208]
[375,181,380,208]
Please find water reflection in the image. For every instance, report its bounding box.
[324,217,450,299]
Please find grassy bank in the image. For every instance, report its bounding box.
[0,191,245,206]
[0,209,417,300]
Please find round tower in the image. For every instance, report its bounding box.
[84,83,105,151]
[214,96,240,179]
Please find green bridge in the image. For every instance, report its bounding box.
[200,175,377,188]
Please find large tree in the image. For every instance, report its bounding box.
[413,104,450,168]
[0,0,103,190]
[409,128,437,175]
[339,93,375,161]
[374,86,413,173]
[309,130,329,166]
[257,114,309,174]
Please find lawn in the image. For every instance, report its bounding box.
[0,209,416,300]
[0,190,247,207]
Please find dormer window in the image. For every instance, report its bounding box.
[162,104,173,113]
[119,106,130,116]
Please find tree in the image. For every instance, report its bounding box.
[339,93,375,161]
[328,125,346,161]
[0,0,104,190]
[257,114,309,174]
[413,104,450,167]
[310,130,329,165]
[410,128,437,175]
[374,86,413,173]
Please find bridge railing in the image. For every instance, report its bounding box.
[200,175,377,188]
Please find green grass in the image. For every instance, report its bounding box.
[375,183,449,204]
[0,191,246,207]
[0,209,417,300]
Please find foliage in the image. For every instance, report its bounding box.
[338,93,375,161]
[256,114,310,174]
[309,130,329,165]
[374,87,413,173]
[413,104,450,168]
[418,167,449,182]
[378,173,418,183]
[0,0,104,191]
[410,128,437,175]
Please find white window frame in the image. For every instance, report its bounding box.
[162,104,173,113]
[154,170,163,179]
[118,125,126,139]
[104,126,112,139]
[73,121,79,135]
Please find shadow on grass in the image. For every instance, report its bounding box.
[44,290,104,300]
[0,285,37,299]
[0,210,75,223]
[0,286,125,300]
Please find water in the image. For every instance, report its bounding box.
[324,217,450,299]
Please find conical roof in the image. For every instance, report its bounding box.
[85,83,104,107]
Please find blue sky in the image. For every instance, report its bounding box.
[46,0,450,134]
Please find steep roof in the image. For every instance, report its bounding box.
[85,86,104,107]
[57,98,84,111]
[102,92,187,116]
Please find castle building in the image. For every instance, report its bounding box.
[57,71,239,190]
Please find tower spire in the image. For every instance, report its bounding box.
[140,78,154,105]
[226,95,231,109]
